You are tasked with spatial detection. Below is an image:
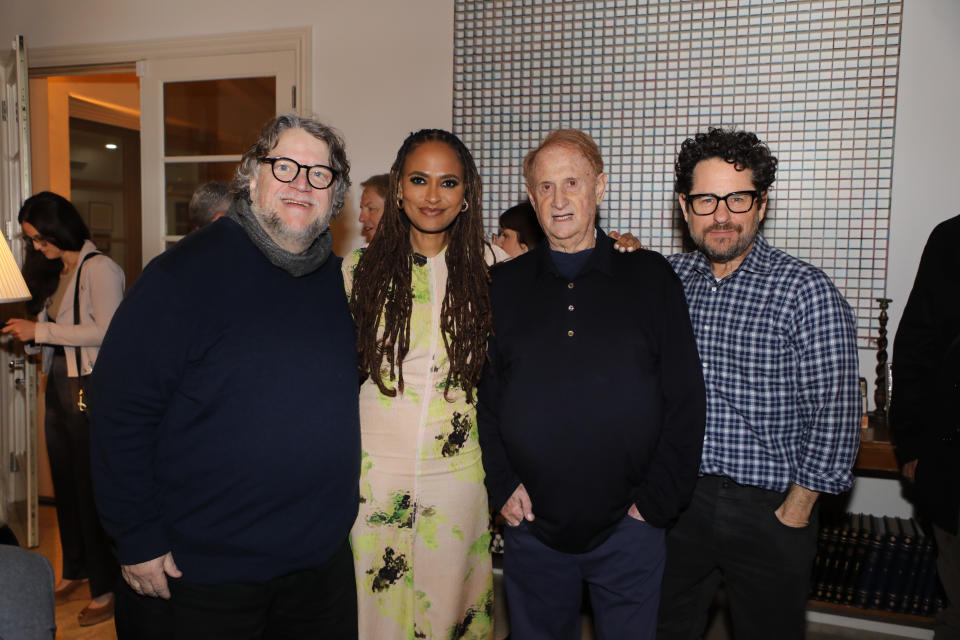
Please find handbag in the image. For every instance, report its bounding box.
[68,252,101,414]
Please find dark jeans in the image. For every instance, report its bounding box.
[45,354,119,597]
[657,475,818,640]
[504,513,665,640]
[934,521,960,640]
[114,539,357,640]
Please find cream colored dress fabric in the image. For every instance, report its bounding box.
[343,247,496,640]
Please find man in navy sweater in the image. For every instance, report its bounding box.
[477,130,706,639]
[90,114,361,639]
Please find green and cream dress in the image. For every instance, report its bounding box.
[343,246,502,640]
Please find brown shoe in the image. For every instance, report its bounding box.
[77,597,115,627]
[53,578,88,603]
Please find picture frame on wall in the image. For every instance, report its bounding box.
[89,202,113,233]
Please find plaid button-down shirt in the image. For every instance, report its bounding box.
[667,234,860,494]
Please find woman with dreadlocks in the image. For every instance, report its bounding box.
[343,129,506,639]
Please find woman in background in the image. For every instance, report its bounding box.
[493,200,544,258]
[344,129,505,639]
[2,191,123,627]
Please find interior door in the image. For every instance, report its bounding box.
[0,34,39,548]
[138,51,297,261]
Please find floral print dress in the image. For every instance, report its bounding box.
[343,248,494,640]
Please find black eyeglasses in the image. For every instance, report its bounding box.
[259,157,337,190]
[20,232,51,247]
[685,190,760,216]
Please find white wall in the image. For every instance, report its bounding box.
[846,0,960,519]
[0,0,454,252]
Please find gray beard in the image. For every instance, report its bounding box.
[251,201,329,255]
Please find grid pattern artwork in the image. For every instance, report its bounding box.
[453,0,902,346]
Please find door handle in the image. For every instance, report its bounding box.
[9,359,25,371]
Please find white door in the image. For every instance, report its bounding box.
[0,34,39,547]
[138,51,298,261]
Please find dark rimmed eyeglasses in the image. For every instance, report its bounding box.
[20,232,52,248]
[685,190,760,216]
[259,157,337,190]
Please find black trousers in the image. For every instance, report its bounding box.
[45,353,119,597]
[657,475,818,640]
[114,539,358,640]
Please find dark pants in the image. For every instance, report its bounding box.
[934,520,960,640]
[657,475,818,640]
[45,354,119,597]
[504,513,665,640]
[114,539,357,640]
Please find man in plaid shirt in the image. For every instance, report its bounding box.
[656,128,861,639]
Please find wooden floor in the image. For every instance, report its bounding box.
[36,504,117,640]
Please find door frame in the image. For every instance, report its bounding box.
[28,28,311,263]
[28,27,311,117]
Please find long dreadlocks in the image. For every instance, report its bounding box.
[350,129,493,403]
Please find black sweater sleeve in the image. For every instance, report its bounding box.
[630,261,707,527]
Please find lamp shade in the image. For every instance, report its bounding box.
[0,232,31,304]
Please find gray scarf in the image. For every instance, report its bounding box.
[226,192,333,277]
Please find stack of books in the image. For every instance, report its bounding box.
[809,512,945,616]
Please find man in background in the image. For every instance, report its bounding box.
[187,181,232,232]
[91,114,360,639]
[657,128,861,640]
[357,173,387,244]
[891,214,960,640]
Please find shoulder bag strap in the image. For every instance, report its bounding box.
[72,252,102,375]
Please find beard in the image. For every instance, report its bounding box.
[690,218,760,265]
[251,200,329,254]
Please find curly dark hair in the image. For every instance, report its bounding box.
[674,128,778,198]
[350,129,493,403]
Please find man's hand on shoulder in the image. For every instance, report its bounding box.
[501,483,535,527]
[608,231,645,253]
[121,552,182,599]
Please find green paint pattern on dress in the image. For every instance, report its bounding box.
[412,262,432,303]
[451,526,463,540]
[444,585,494,640]
[368,491,415,528]
[417,505,446,550]
[468,531,491,557]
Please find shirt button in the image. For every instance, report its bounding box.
[711,286,717,292]
[567,282,574,289]
[568,305,575,311]
[567,330,574,337]
[704,324,710,330]
[702,363,708,370]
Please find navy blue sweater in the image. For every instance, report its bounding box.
[478,230,706,553]
[90,218,360,584]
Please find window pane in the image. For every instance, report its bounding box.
[165,162,239,235]
[164,77,275,156]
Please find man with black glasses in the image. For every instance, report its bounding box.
[91,114,360,639]
[656,128,861,640]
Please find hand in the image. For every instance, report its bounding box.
[2,319,37,342]
[627,503,645,521]
[774,483,819,528]
[902,459,918,483]
[500,483,535,527]
[609,231,644,253]
[121,552,182,599]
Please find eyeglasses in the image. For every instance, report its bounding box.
[685,190,760,216]
[259,157,337,190]
[20,232,51,248]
